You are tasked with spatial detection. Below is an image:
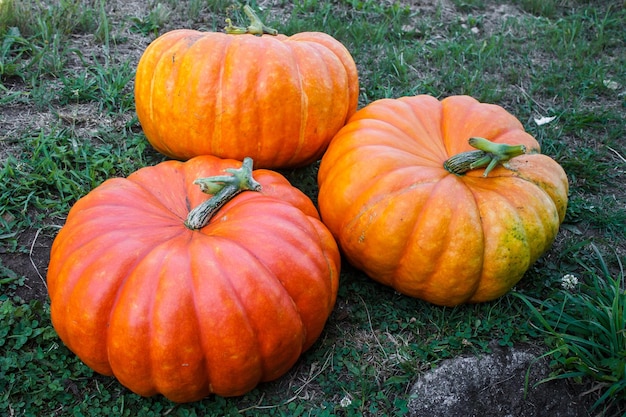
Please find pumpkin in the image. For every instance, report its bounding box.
[317,95,568,306]
[47,156,340,402]
[134,6,359,169]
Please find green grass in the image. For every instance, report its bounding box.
[1,0,625,416]
[514,245,626,414]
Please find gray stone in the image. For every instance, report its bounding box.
[407,342,592,417]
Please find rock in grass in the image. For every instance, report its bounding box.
[407,342,592,417]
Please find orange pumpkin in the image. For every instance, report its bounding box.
[317,95,568,306]
[47,156,340,402]
[134,8,358,169]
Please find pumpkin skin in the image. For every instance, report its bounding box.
[317,95,568,306]
[47,155,340,402]
[134,29,359,169]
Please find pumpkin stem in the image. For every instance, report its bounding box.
[185,157,262,230]
[224,5,278,36]
[443,137,527,177]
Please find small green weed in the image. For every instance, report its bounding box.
[130,3,172,36]
[0,26,31,78]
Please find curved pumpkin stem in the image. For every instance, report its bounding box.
[443,137,527,177]
[224,5,278,36]
[185,157,262,230]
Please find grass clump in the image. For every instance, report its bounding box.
[0,127,161,239]
[514,245,626,415]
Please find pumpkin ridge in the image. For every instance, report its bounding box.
[288,32,358,121]
[391,175,483,304]
[187,234,266,397]
[204,195,338,351]
[128,161,197,221]
[362,142,444,168]
[306,218,341,318]
[215,39,225,157]
[106,237,176,397]
[149,238,194,398]
[501,154,568,222]
[441,96,535,156]
[389,184,437,292]
[281,40,308,167]
[473,175,558,261]
[398,96,449,162]
[351,164,446,214]
[341,168,444,257]
[196,33,234,156]
[186,235,255,397]
[154,34,206,158]
[353,99,448,164]
[213,236,305,380]
[283,40,349,167]
[50,235,151,375]
[467,183,532,300]
[345,120,443,166]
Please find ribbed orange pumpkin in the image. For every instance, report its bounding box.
[318,95,568,306]
[47,155,340,402]
[134,20,358,169]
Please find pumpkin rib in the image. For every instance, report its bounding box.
[360,142,442,168]
[484,175,558,261]
[147,238,200,399]
[339,167,446,277]
[346,99,447,165]
[466,184,535,302]
[51,217,191,377]
[146,33,204,158]
[372,98,450,163]
[390,180,442,289]
[202,236,304,384]
[389,175,484,304]
[282,40,350,167]
[502,154,569,222]
[279,40,322,167]
[52,236,141,374]
[321,143,447,220]
[206,194,337,348]
[341,167,441,231]
[106,238,174,397]
[186,235,265,397]
[336,121,444,167]
[214,37,226,159]
[288,32,359,122]
[289,42,307,168]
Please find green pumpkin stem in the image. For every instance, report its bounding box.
[224,5,278,36]
[185,157,262,230]
[443,137,526,177]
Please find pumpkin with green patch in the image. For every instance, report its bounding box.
[318,95,568,306]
